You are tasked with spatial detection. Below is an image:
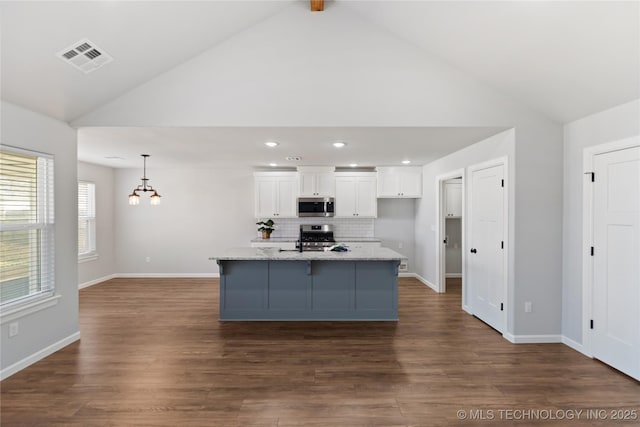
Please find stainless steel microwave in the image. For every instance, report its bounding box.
[297,197,335,217]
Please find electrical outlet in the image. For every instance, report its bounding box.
[525,302,532,313]
[9,322,19,338]
[398,242,403,249]
[145,257,151,263]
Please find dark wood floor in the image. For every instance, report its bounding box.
[1,277,638,426]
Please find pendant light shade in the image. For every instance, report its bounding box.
[128,192,140,205]
[128,154,161,205]
[150,191,161,205]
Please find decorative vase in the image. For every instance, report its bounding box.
[262,231,271,239]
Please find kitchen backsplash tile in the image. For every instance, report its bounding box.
[258,217,374,239]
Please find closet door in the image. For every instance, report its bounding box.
[591,146,640,380]
[468,163,505,332]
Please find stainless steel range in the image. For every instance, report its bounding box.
[298,224,335,252]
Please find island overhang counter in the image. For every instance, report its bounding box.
[210,247,406,321]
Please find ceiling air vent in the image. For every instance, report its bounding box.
[56,38,113,74]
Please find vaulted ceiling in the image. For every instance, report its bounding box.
[1,1,295,122]
[1,1,638,168]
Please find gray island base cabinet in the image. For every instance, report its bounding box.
[213,249,404,320]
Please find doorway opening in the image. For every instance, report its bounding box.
[436,169,465,307]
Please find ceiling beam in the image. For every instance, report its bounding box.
[310,0,324,12]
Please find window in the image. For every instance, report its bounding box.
[78,181,96,260]
[0,147,55,306]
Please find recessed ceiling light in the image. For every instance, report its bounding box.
[402,160,411,164]
[269,163,277,167]
[349,163,358,167]
[333,141,346,148]
[264,141,279,148]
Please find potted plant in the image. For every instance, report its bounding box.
[256,219,275,239]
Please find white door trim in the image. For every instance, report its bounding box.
[582,135,640,357]
[435,169,465,301]
[467,156,509,336]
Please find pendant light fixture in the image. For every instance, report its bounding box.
[128,154,161,205]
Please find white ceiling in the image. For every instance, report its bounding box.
[78,126,505,168]
[345,1,639,123]
[0,1,293,122]
[2,1,639,168]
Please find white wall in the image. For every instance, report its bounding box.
[562,99,640,345]
[0,102,79,378]
[375,199,416,272]
[416,129,562,341]
[114,167,255,276]
[113,166,416,274]
[74,4,549,128]
[72,2,564,337]
[77,162,116,287]
[416,130,519,332]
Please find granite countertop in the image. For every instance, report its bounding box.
[250,237,382,243]
[211,247,406,261]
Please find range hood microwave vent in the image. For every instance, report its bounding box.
[56,38,113,74]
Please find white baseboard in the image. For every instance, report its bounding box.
[503,333,563,344]
[562,335,587,356]
[116,273,219,279]
[445,273,462,278]
[0,331,80,381]
[79,273,218,289]
[399,272,415,278]
[78,274,116,289]
[412,273,439,292]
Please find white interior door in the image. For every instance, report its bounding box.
[592,146,640,379]
[468,163,505,332]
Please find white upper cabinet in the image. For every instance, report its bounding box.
[335,172,377,218]
[298,166,335,197]
[254,172,297,218]
[376,167,422,198]
[444,181,462,217]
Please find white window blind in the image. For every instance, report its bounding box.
[0,148,55,306]
[78,181,96,259]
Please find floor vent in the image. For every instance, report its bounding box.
[56,38,113,74]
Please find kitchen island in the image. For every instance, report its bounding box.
[210,247,406,321]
